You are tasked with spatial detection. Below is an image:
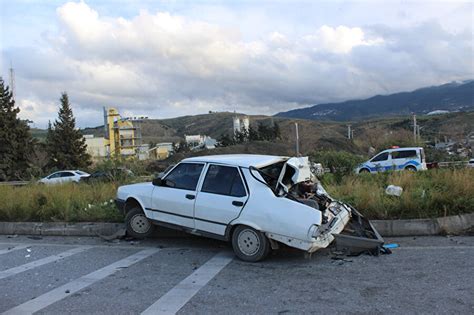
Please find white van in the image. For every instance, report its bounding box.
[356,147,427,174]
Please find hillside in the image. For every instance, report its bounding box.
[276,80,474,121]
[80,111,474,158]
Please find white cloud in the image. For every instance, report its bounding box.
[305,25,384,54]
[1,1,472,128]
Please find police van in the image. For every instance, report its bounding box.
[356,147,427,174]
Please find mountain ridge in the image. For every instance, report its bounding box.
[275,80,474,121]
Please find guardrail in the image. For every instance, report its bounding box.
[0,181,29,186]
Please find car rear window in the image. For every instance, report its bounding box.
[392,150,417,159]
[201,165,246,197]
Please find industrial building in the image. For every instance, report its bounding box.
[233,116,250,135]
[85,107,147,159]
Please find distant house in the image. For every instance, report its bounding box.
[148,143,174,160]
[185,135,217,151]
[84,135,108,158]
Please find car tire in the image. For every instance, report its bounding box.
[125,207,155,239]
[405,165,417,172]
[359,168,370,174]
[231,225,271,262]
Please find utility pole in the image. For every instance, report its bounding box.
[413,114,417,143]
[295,122,300,156]
[347,125,352,140]
[9,61,15,101]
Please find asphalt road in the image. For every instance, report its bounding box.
[0,235,472,314]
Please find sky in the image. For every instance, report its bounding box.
[1,0,473,128]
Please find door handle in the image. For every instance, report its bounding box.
[232,201,244,207]
[185,194,195,200]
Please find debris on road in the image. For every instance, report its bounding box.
[385,185,403,196]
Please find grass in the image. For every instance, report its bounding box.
[321,169,474,220]
[0,183,122,222]
[0,169,473,222]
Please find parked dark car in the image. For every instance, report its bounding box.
[81,168,134,183]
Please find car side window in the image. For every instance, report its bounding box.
[61,172,75,177]
[371,152,389,162]
[392,150,417,159]
[48,173,61,179]
[164,163,204,190]
[201,165,246,197]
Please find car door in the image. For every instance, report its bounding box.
[194,164,249,235]
[369,152,390,172]
[150,162,205,228]
[392,149,418,170]
[46,172,62,184]
[59,171,76,183]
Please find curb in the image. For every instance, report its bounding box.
[372,212,474,236]
[0,222,186,238]
[0,213,472,238]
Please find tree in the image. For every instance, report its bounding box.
[46,93,91,170]
[217,133,234,147]
[0,77,35,181]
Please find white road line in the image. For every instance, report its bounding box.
[0,244,31,255]
[3,248,160,315]
[141,251,233,315]
[398,245,474,250]
[0,246,92,280]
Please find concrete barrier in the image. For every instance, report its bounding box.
[0,213,472,238]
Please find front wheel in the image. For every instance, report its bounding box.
[125,207,155,239]
[231,225,271,262]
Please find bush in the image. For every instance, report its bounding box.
[0,182,122,222]
[311,150,365,183]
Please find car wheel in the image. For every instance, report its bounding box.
[405,165,417,172]
[359,168,370,174]
[125,207,154,239]
[231,225,270,262]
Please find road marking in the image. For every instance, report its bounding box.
[0,246,92,280]
[0,244,31,255]
[398,245,474,250]
[3,248,160,315]
[141,251,233,315]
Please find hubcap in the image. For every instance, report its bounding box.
[237,229,260,256]
[130,214,151,234]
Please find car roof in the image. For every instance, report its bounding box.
[381,147,423,152]
[182,154,289,168]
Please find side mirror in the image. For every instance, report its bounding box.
[152,177,163,186]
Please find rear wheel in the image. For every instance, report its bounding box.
[125,207,154,239]
[231,225,270,262]
[359,168,370,174]
[405,165,417,172]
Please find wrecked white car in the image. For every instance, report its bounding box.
[115,154,383,262]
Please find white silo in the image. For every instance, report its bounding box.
[242,116,250,132]
[233,116,241,135]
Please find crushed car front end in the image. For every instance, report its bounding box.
[253,156,384,255]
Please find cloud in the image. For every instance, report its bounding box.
[1,1,472,128]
